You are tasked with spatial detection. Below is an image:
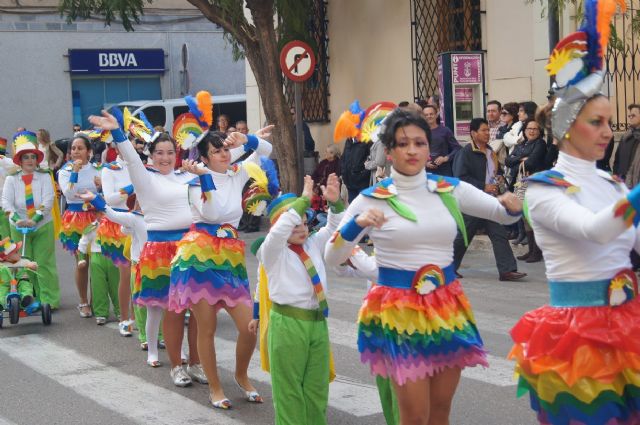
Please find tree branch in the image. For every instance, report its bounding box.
[185,0,256,47]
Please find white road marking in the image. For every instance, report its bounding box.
[0,417,18,425]
[0,335,244,425]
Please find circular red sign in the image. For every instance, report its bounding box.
[279,40,316,82]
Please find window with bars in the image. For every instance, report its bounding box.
[604,0,640,131]
[283,0,330,123]
[411,0,481,102]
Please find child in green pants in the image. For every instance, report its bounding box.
[78,220,119,325]
[0,237,38,312]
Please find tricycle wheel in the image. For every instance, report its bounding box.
[9,297,19,324]
[42,303,52,325]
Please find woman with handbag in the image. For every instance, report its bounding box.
[505,119,547,261]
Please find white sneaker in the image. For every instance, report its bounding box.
[118,320,133,337]
[170,365,192,387]
[186,364,208,384]
[96,317,107,326]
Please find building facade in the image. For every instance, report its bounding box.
[0,0,245,142]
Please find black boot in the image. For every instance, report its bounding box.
[517,231,533,261]
[512,220,526,245]
[526,232,543,263]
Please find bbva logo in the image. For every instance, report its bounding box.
[98,53,138,67]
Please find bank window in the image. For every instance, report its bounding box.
[142,106,166,128]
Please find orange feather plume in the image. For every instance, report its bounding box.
[333,110,361,143]
[196,91,213,128]
[597,0,626,53]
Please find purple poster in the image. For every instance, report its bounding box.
[456,121,471,137]
[437,55,445,123]
[451,53,482,84]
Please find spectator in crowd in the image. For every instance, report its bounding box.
[423,104,460,176]
[613,103,640,180]
[453,118,526,282]
[364,132,389,185]
[312,145,341,192]
[73,123,81,133]
[486,100,502,142]
[341,137,371,203]
[226,126,236,134]
[505,119,547,260]
[492,102,519,170]
[216,114,230,134]
[536,98,560,169]
[134,139,148,163]
[235,120,249,135]
[290,107,316,154]
[503,101,538,157]
[36,128,64,171]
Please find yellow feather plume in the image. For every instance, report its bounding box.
[243,162,268,190]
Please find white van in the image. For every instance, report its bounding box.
[116,94,246,134]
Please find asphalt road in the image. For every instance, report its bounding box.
[0,232,544,425]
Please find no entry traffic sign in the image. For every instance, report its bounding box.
[279,40,316,82]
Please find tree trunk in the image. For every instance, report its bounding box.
[247,2,300,193]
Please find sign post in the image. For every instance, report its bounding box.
[279,40,316,190]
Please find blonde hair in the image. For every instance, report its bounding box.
[37,128,51,145]
[326,144,341,159]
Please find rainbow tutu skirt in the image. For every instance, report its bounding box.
[133,229,187,308]
[509,271,640,425]
[168,223,249,313]
[59,206,96,254]
[96,216,129,267]
[358,265,488,386]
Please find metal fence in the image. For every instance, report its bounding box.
[411,0,482,103]
[605,0,640,131]
[283,0,330,123]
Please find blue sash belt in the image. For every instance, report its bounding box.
[377,263,457,289]
[147,229,188,242]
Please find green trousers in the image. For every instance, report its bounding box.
[376,376,400,425]
[268,306,330,425]
[130,267,163,343]
[0,210,10,239]
[90,252,120,318]
[10,221,60,308]
[0,269,33,308]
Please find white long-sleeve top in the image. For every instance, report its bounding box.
[2,170,55,228]
[78,225,101,254]
[57,162,100,205]
[257,205,343,310]
[325,168,520,271]
[104,207,146,263]
[188,138,272,226]
[502,120,523,154]
[527,152,639,281]
[115,135,193,231]
[0,157,16,202]
[101,159,132,211]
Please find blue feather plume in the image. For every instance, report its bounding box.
[581,0,601,72]
[138,111,154,131]
[184,95,203,121]
[110,107,125,129]
[260,156,280,197]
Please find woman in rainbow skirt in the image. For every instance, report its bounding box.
[58,134,100,318]
[324,109,523,424]
[509,1,640,423]
[169,90,273,409]
[89,110,203,386]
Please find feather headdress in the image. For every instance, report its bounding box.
[242,158,280,217]
[547,0,626,140]
[184,90,214,146]
[333,100,365,143]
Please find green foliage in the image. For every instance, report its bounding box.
[59,0,151,31]
[276,0,318,54]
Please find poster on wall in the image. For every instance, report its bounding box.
[451,53,482,84]
[437,55,446,124]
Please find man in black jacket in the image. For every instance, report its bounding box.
[341,137,372,202]
[452,118,526,282]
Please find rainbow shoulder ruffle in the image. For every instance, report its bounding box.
[358,281,487,386]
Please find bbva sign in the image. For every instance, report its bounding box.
[99,53,138,67]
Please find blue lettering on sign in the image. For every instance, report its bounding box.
[69,49,165,75]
